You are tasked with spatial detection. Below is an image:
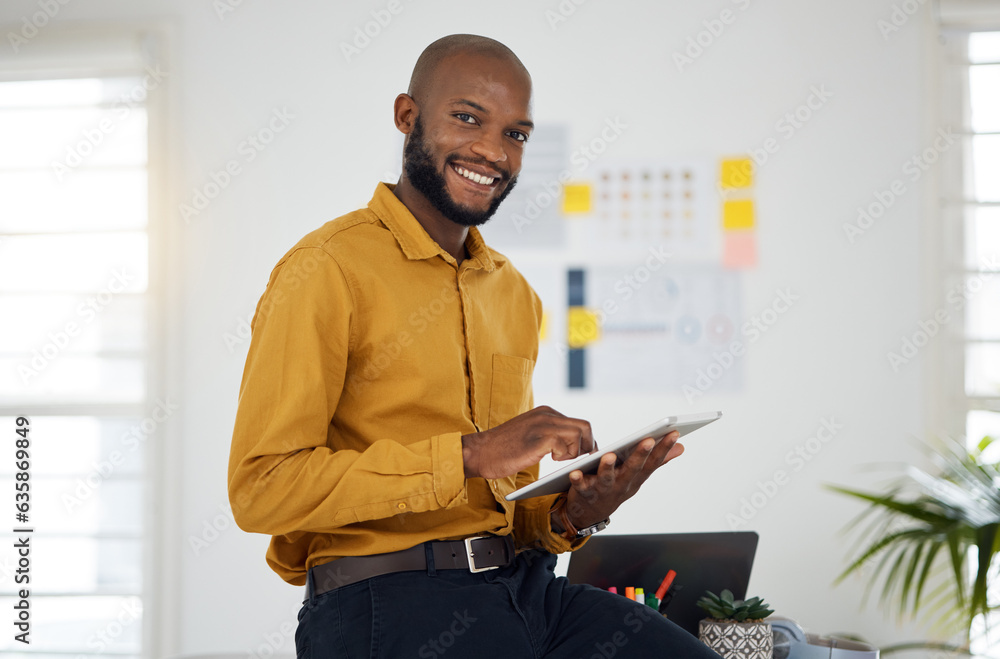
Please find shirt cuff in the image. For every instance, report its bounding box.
[539,493,590,554]
[432,431,468,508]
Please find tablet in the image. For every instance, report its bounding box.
[504,411,722,501]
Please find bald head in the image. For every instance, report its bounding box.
[407,34,530,105]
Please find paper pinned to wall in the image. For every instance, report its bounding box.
[582,160,718,262]
[723,199,755,230]
[723,231,757,269]
[567,306,601,348]
[562,183,592,215]
[564,265,742,393]
[720,158,754,189]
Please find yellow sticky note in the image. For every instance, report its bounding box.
[539,311,549,341]
[567,307,601,348]
[723,199,755,230]
[720,158,754,189]
[562,183,592,215]
[723,231,757,268]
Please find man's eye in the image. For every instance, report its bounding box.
[455,113,476,124]
[509,131,528,143]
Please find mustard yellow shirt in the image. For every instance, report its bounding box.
[228,182,582,585]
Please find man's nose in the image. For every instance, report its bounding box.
[470,131,508,164]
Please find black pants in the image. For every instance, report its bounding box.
[295,548,721,658]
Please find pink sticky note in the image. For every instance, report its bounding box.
[723,231,757,268]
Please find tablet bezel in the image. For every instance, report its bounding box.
[504,411,722,501]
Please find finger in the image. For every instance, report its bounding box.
[645,430,680,465]
[532,405,567,419]
[660,441,685,465]
[554,416,595,454]
[550,418,595,460]
[630,432,679,478]
[568,468,604,505]
[617,437,656,477]
[551,435,581,460]
[568,468,592,492]
[568,454,613,493]
[596,452,617,489]
[573,418,596,454]
[628,439,685,492]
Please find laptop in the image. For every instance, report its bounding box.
[565,532,759,637]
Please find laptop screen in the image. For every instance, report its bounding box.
[565,532,759,636]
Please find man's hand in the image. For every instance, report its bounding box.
[461,406,595,479]
[555,430,684,534]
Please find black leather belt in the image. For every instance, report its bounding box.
[305,535,515,601]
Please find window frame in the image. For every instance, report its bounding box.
[0,25,175,659]
[935,27,1000,445]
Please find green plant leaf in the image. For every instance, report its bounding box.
[697,596,730,618]
[880,544,911,609]
[946,532,967,607]
[913,538,942,609]
[830,435,1000,634]
[827,485,955,526]
[899,540,926,611]
[970,522,1000,625]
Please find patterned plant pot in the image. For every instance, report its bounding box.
[698,618,774,659]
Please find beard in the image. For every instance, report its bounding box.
[402,116,518,227]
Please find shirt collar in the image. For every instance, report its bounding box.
[368,182,500,272]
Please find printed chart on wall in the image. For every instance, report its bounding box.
[570,159,719,262]
[485,147,754,395]
[565,265,742,394]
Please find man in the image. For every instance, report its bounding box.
[229,34,719,658]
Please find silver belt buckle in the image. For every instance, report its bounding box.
[464,535,499,573]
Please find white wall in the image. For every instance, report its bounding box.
[0,0,948,654]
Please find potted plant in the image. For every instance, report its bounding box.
[829,435,1000,647]
[697,589,775,659]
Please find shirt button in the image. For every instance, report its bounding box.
[397,502,407,510]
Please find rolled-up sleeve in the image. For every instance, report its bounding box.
[511,468,588,554]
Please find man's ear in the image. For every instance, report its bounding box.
[394,93,417,134]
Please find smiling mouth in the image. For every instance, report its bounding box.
[450,163,500,187]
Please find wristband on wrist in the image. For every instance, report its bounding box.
[550,496,610,540]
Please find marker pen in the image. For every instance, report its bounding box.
[655,570,676,601]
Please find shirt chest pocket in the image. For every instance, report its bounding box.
[487,354,534,429]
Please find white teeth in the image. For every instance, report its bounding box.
[454,165,495,185]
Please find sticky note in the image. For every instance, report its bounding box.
[723,199,755,230]
[562,183,592,215]
[539,311,549,341]
[567,307,601,348]
[723,231,757,268]
[720,158,753,189]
